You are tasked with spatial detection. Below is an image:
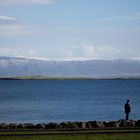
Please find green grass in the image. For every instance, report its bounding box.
[0,134,139,140]
[0,133,140,140]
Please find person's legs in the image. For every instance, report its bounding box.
[126,113,129,120]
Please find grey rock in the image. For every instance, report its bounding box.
[104,121,120,128]
[0,123,8,129]
[119,119,136,127]
[136,120,140,127]
[46,123,62,129]
[77,122,86,129]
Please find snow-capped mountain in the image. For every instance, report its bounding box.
[0,57,140,78]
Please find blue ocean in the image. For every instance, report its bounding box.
[0,79,140,124]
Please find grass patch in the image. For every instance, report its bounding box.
[0,133,140,140]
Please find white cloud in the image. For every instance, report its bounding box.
[76,45,140,59]
[0,47,37,57]
[75,45,121,59]
[50,44,140,60]
[1,45,139,60]
[49,45,121,60]
[0,15,17,25]
[0,16,16,21]
[0,0,54,6]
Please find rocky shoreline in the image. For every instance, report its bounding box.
[0,119,140,130]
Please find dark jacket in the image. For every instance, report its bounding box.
[124,103,131,113]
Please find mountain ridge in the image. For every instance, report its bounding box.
[0,56,140,78]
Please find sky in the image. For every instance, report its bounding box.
[0,0,140,60]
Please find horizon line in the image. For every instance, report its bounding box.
[0,56,140,61]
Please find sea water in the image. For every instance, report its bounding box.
[0,79,140,123]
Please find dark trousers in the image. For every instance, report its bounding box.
[125,113,129,120]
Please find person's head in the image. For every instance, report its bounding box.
[127,99,130,103]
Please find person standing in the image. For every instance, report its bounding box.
[124,100,131,120]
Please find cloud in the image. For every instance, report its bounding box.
[74,45,121,59]
[0,47,37,57]
[48,45,120,59]
[1,45,139,60]
[97,11,140,23]
[75,45,140,59]
[0,16,17,25]
[0,16,16,22]
[0,0,54,6]
[49,44,140,60]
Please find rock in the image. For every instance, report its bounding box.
[86,121,93,128]
[113,122,121,128]
[0,123,8,129]
[9,123,18,129]
[135,120,140,127]
[60,122,78,129]
[119,119,136,127]
[16,123,34,129]
[67,122,79,129]
[77,122,86,129]
[96,121,105,128]
[24,123,35,129]
[14,124,23,129]
[35,123,46,129]
[84,121,105,128]
[46,123,62,129]
[104,121,120,128]
[60,122,68,129]
[0,119,139,130]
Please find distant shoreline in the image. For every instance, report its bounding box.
[0,76,140,80]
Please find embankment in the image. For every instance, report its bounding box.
[0,119,140,130]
